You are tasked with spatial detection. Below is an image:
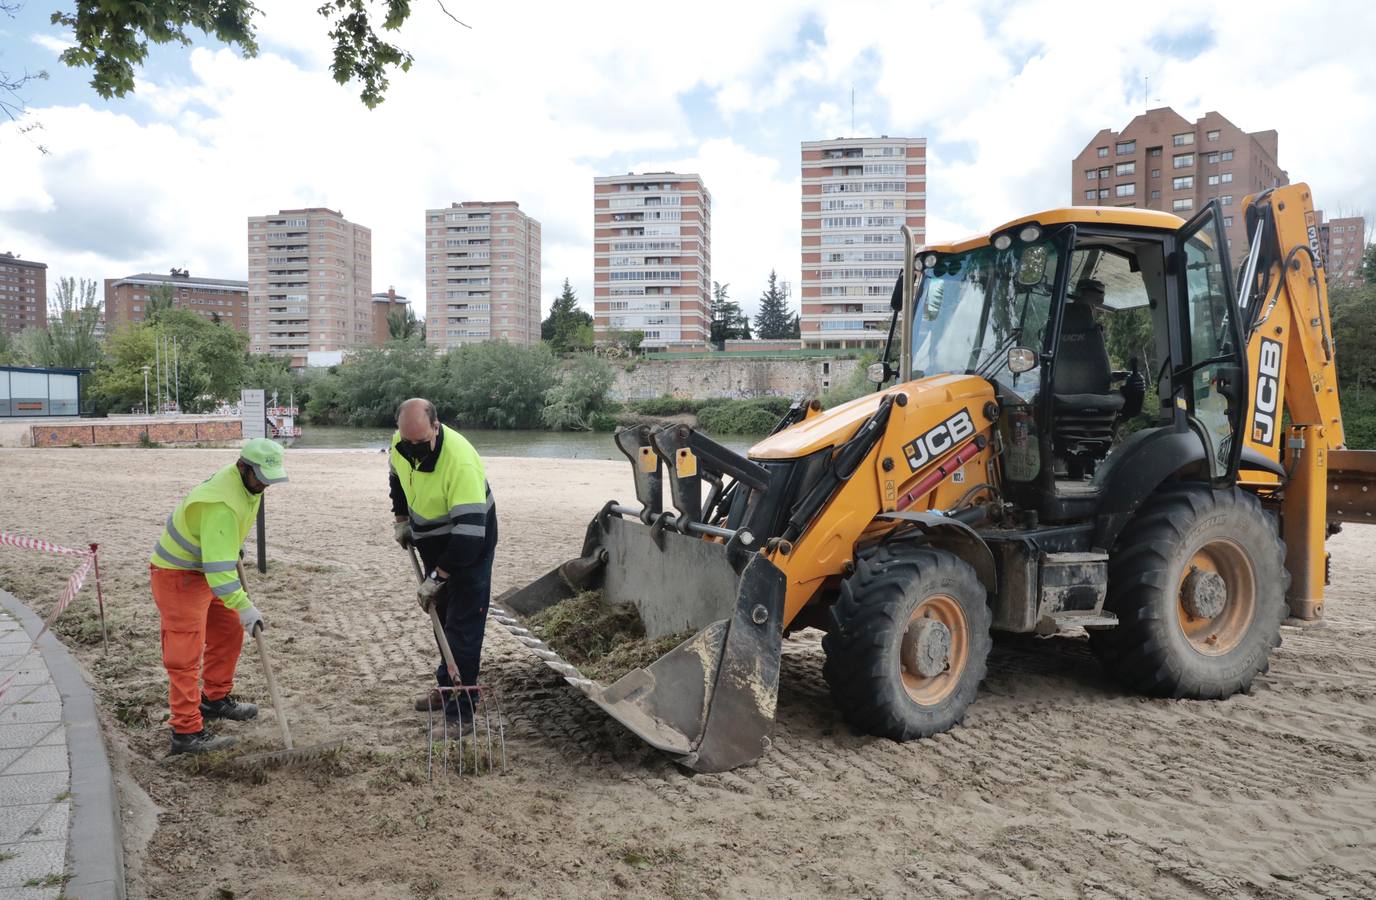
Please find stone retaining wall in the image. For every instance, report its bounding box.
[29,419,242,447]
[611,357,861,401]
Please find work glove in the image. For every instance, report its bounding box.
[417,575,443,613]
[238,604,265,635]
[393,520,413,550]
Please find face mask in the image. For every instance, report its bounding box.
[239,465,267,495]
[398,439,431,462]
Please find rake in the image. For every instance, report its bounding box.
[406,546,506,778]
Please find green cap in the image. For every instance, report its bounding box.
[240,437,288,485]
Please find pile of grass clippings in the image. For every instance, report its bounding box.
[527,590,692,682]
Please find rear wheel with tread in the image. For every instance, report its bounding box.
[1091,483,1287,699]
[823,547,992,741]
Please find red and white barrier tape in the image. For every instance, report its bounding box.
[0,533,101,702]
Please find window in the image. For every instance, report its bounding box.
[1085,169,1098,180]
[1084,190,1096,200]
[1207,130,1220,142]
[1173,176,1194,190]
[1150,190,1161,199]
[1219,195,1233,205]
[1099,167,1110,180]
[1173,132,1195,146]
[1097,146,1109,158]
[1205,152,1219,164]
[1116,161,1135,176]
[1115,183,1135,197]
[1223,216,1234,227]
[1149,147,1162,157]
[1098,188,1109,199]
[1220,172,1233,184]
[1151,169,1161,178]
[1116,140,1136,155]
[1173,198,1194,212]
[1207,174,1220,186]
[1221,150,1234,161]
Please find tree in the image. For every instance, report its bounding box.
[440,341,557,429]
[541,355,615,431]
[710,282,751,347]
[304,339,441,426]
[754,270,796,340]
[145,283,176,321]
[1362,243,1376,286]
[14,276,104,369]
[387,304,424,341]
[40,0,468,109]
[541,279,593,353]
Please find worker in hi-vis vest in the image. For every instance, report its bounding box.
[150,439,287,755]
[389,398,498,733]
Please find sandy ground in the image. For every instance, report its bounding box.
[3,447,1376,899]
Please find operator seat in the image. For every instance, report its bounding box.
[1052,280,1124,478]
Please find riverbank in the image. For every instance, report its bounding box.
[3,448,1376,897]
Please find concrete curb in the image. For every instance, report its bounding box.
[1,590,126,900]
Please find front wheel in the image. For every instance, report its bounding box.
[823,547,992,740]
[1091,483,1287,699]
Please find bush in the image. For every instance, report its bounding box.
[440,340,557,429]
[1341,393,1376,449]
[628,396,702,417]
[304,338,442,426]
[542,355,615,431]
[820,354,879,408]
[696,397,794,435]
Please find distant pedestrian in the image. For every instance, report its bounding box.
[149,439,287,755]
[389,398,498,732]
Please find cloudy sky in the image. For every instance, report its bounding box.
[2,0,1373,321]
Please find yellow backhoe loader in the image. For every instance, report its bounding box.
[497,182,1376,772]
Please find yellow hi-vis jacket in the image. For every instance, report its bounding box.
[150,464,259,609]
[389,425,492,542]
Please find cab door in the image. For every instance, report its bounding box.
[1173,201,1247,482]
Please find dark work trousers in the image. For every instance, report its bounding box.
[416,540,495,719]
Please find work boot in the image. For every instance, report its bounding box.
[414,688,443,712]
[169,728,237,755]
[428,713,473,742]
[200,694,259,721]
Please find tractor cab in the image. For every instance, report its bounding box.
[886,203,1257,535]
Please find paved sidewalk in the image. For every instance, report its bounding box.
[0,592,124,899]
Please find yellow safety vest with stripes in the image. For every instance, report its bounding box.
[150,464,259,609]
[389,425,492,541]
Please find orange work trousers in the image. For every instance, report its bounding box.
[149,565,244,734]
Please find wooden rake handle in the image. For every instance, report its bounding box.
[238,560,293,750]
[407,546,461,686]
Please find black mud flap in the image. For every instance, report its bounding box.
[492,513,786,773]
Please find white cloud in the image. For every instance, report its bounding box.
[28,33,74,54]
[3,0,1375,339]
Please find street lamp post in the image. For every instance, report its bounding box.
[141,365,151,415]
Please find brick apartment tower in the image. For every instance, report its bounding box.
[424,201,541,348]
[246,208,373,359]
[593,172,711,350]
[105,270,249,332]
[1071,108,1287,255]
[800,137,927,350]
[1315,211,1367,287]
[0,252,47,337]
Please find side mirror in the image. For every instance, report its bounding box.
[1006,347,1037,374]
[867,361,894,384]
[1016,245,1048,286]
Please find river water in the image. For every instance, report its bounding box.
[288,426,756,460]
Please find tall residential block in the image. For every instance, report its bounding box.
[104,269,249,332]
[1315,211,1367,287]
[1071,108,1287,255]
[246,208,372,359]
[800,137,927,350]
[0,252,47,337]
[593,172,711,350]
[424,201,541,348]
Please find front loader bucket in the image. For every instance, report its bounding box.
[492,509,785,773]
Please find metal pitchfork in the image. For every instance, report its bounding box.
[406,546,506,779]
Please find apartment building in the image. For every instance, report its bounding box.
[593,172,711,350]
[0,252,47,337]
[1071,108,1287,254]
[1315,211,1367,287]
[424,201,541,348]
[800,137,927,350]
[246,208,372,358]
[104,269,249,332]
